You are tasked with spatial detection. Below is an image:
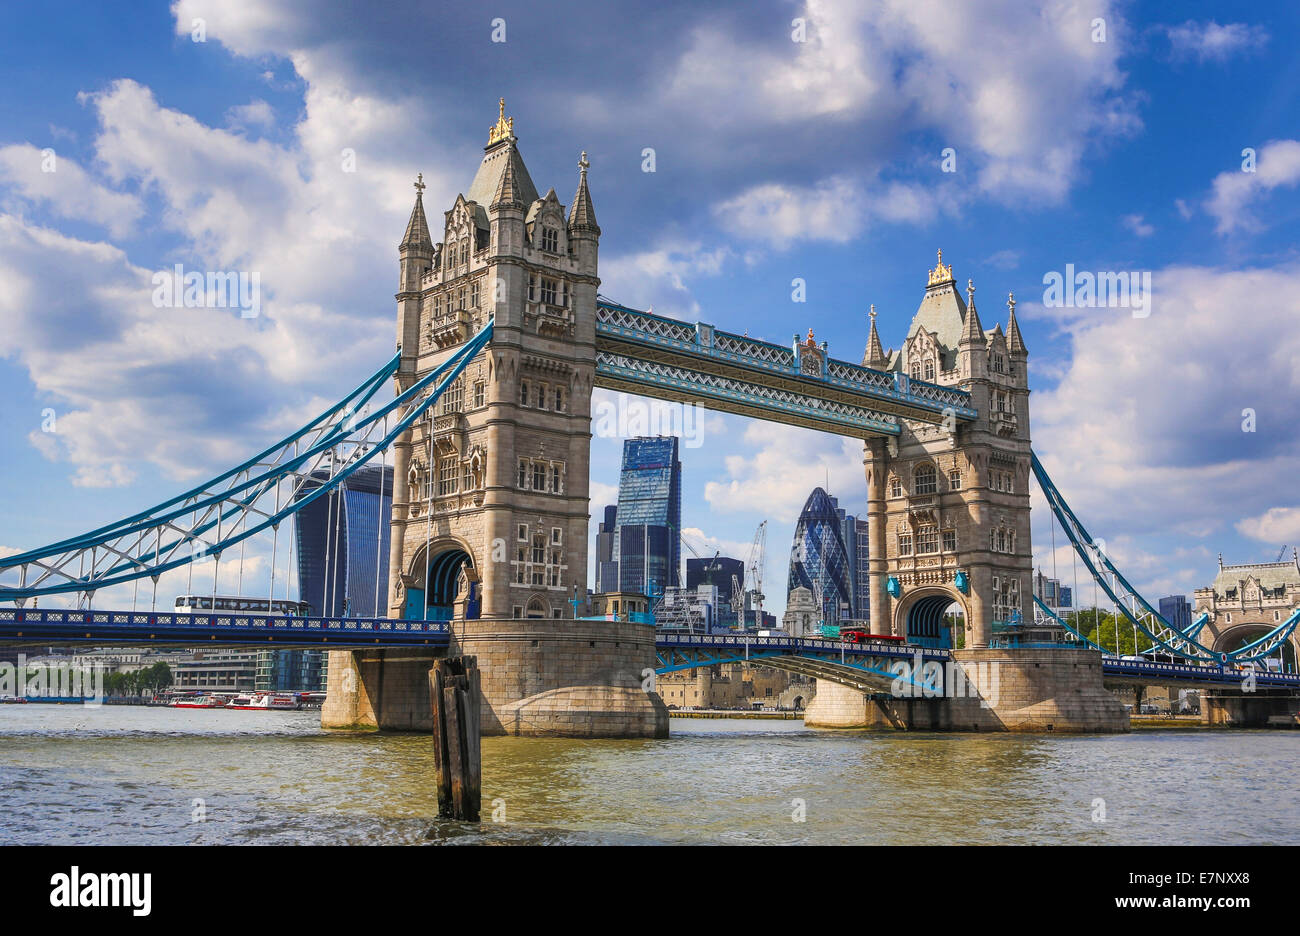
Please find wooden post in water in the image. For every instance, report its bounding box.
[429,656,481,821]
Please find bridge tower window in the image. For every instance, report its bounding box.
[889,477,902,498]
[923,359,935,381]
[917,525,939,554]
[542,227,559,253]
[948,470,961,491]
[520,381,529,406]
[898,532,913,556]
[914,464,937,495]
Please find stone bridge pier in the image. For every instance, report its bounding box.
[803,647,1129,732]
[322,618,668,737]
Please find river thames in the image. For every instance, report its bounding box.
[1,705,1296,846]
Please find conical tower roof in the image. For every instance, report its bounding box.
[862,305,888,369]
[1006,291,1027,355]
[959,278,985,347]
[399,173,433,251]
[568,151,599,234]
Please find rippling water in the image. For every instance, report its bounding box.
[1,705,1296,845]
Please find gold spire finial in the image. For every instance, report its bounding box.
[488,97,515,146]
[928,248,953,286]
[414,172,426,196]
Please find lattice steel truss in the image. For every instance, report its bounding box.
[0,322,494,605]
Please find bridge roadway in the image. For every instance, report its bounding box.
[2,609,1298,692]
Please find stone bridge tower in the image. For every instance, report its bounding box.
[809,252,1125,730]
[388,99,599,624]
[323,102,667,737]
[862,251,1032,650]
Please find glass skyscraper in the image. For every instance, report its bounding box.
[613,437,682,599]
[294,463,394,618]
[787,488,857,627]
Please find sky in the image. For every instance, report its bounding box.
[0,0,1297,621]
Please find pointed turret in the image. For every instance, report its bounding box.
[400,173,433,251]
[959,278,985,348]
[568,151,600,235]
[862,304,888,369]
[1006,290,1027,356]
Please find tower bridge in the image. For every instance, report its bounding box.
[2,102,1297,734]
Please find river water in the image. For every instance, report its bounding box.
[1,705,1295,845]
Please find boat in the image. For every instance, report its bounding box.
[169,694,228,709]
[224,692,299,711]
[0,695,28,704]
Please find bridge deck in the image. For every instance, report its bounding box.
[2,611,1297,691]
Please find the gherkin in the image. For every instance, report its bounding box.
[787,488,854,627]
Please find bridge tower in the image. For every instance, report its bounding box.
[863,252,1032,650]
[806,253,1125,731]
[323,101,666,737]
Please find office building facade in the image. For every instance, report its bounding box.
[686,556,744,629]
[613,437,682,599]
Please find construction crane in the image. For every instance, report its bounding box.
[745,520,767,626]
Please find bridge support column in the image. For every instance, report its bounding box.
[1201,690,1300,727]
[386,428,413,617]
[804,647,1128,732]
[322,619,669,737]
[865,439,890,637]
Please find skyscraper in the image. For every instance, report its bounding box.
[787,488,855,627]
[686,555,745,628]
[594,504,619,594]
[275,463,393,693]
[294,463,394,617]
[613,437,682,599]
[1159,594,1192,632]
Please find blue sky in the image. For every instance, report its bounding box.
[0,0,1297,619]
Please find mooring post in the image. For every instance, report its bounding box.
[428,655,481,822]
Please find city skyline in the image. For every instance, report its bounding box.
[0,3,1297,624]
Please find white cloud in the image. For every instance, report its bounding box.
[984,249,1021,271]
[225,99,276,131]
[1032,262,1300,563]
[0,143,143,238]
[712,176,866,249]
[1164,20,1269,63]
[1205,139,1300,234]
[661,0,1137,205]
[1237,507,1300,544]
[600,240,733,317]
[1122,213,1154,237]
[704,422,865,525]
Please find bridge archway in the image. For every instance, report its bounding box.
[1212,622,1297,671]
[893,586,966,649]
[404,540,478,621]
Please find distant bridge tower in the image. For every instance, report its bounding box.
[863,251,1032,649]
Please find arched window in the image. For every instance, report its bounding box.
[923,358,935,381]
[526,597,546,619]
[914,464,937,495]
[910,361,921,379]
[459,239,469,265]
[889,476,902,498]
